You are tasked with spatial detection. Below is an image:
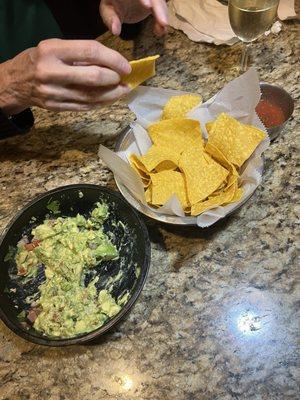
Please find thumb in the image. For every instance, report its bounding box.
[100,3,122,36]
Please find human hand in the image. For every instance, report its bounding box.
[0,39,132,114]
[100,0,168,37]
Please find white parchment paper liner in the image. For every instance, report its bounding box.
[99,68,270,227]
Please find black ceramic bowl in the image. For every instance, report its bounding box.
[0,184,151,346]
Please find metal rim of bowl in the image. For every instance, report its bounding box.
[114,125,261,226]
[0,184,151,346]
[259,82,294,140]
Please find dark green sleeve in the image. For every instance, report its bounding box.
[0,0,62,63]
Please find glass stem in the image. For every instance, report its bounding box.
[241,42,251,72]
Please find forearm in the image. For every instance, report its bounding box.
[0,52,34,115]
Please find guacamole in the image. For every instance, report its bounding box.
[15,202,122,338]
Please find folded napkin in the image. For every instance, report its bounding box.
[169,0,297,45]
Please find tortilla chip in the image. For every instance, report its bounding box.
[145,185,153,203]
[206,122,214,134]
[191,181,237,216]
[162,94,202,120]
[138,145,179,172]
[179,148,229,205]
[148,119,204,155]
[228,187,243,203]
[205,142,238,177]
[155,160,177,172]
[150,170,189,209]
[130,154,151,187]
[121,55,160,89]
[130,154,149,174]
[207,113,266,168]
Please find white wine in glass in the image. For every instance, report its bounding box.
[228,0,279,71]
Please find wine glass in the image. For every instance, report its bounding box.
[228,0,280,72]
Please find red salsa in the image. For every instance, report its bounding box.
[255,99,285,128]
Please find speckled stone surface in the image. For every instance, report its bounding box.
[0,14,299,400]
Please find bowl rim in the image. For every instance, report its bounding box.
[0,184,151,346]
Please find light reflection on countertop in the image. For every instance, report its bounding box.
[236,311,264,335]
[121,375,134,391]
[226,290,275,341]
[113,374,135,393]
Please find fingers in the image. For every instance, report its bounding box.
[139,0,152,8]
[100,2,122,36]
[44,65,122,87]
[151,0,169,26]
[37,39,131,75]
[35,83,130,110]
[32,38,133,112]
[65,84,131,104]
[43,102,97,112]
[139,0,168,36]
[141,0,168,27]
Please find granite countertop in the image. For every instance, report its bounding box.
[0,15,299,400]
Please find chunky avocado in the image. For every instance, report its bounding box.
[15,203,122,338]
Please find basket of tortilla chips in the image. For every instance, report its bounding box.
[99,61,269,227]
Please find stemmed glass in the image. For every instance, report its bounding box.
[228,0,280,72]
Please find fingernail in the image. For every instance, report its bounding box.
[143,0,152,7]
[123,62,132,75]
[112,19,121,36]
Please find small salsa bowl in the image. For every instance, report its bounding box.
[257,83,294,141]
